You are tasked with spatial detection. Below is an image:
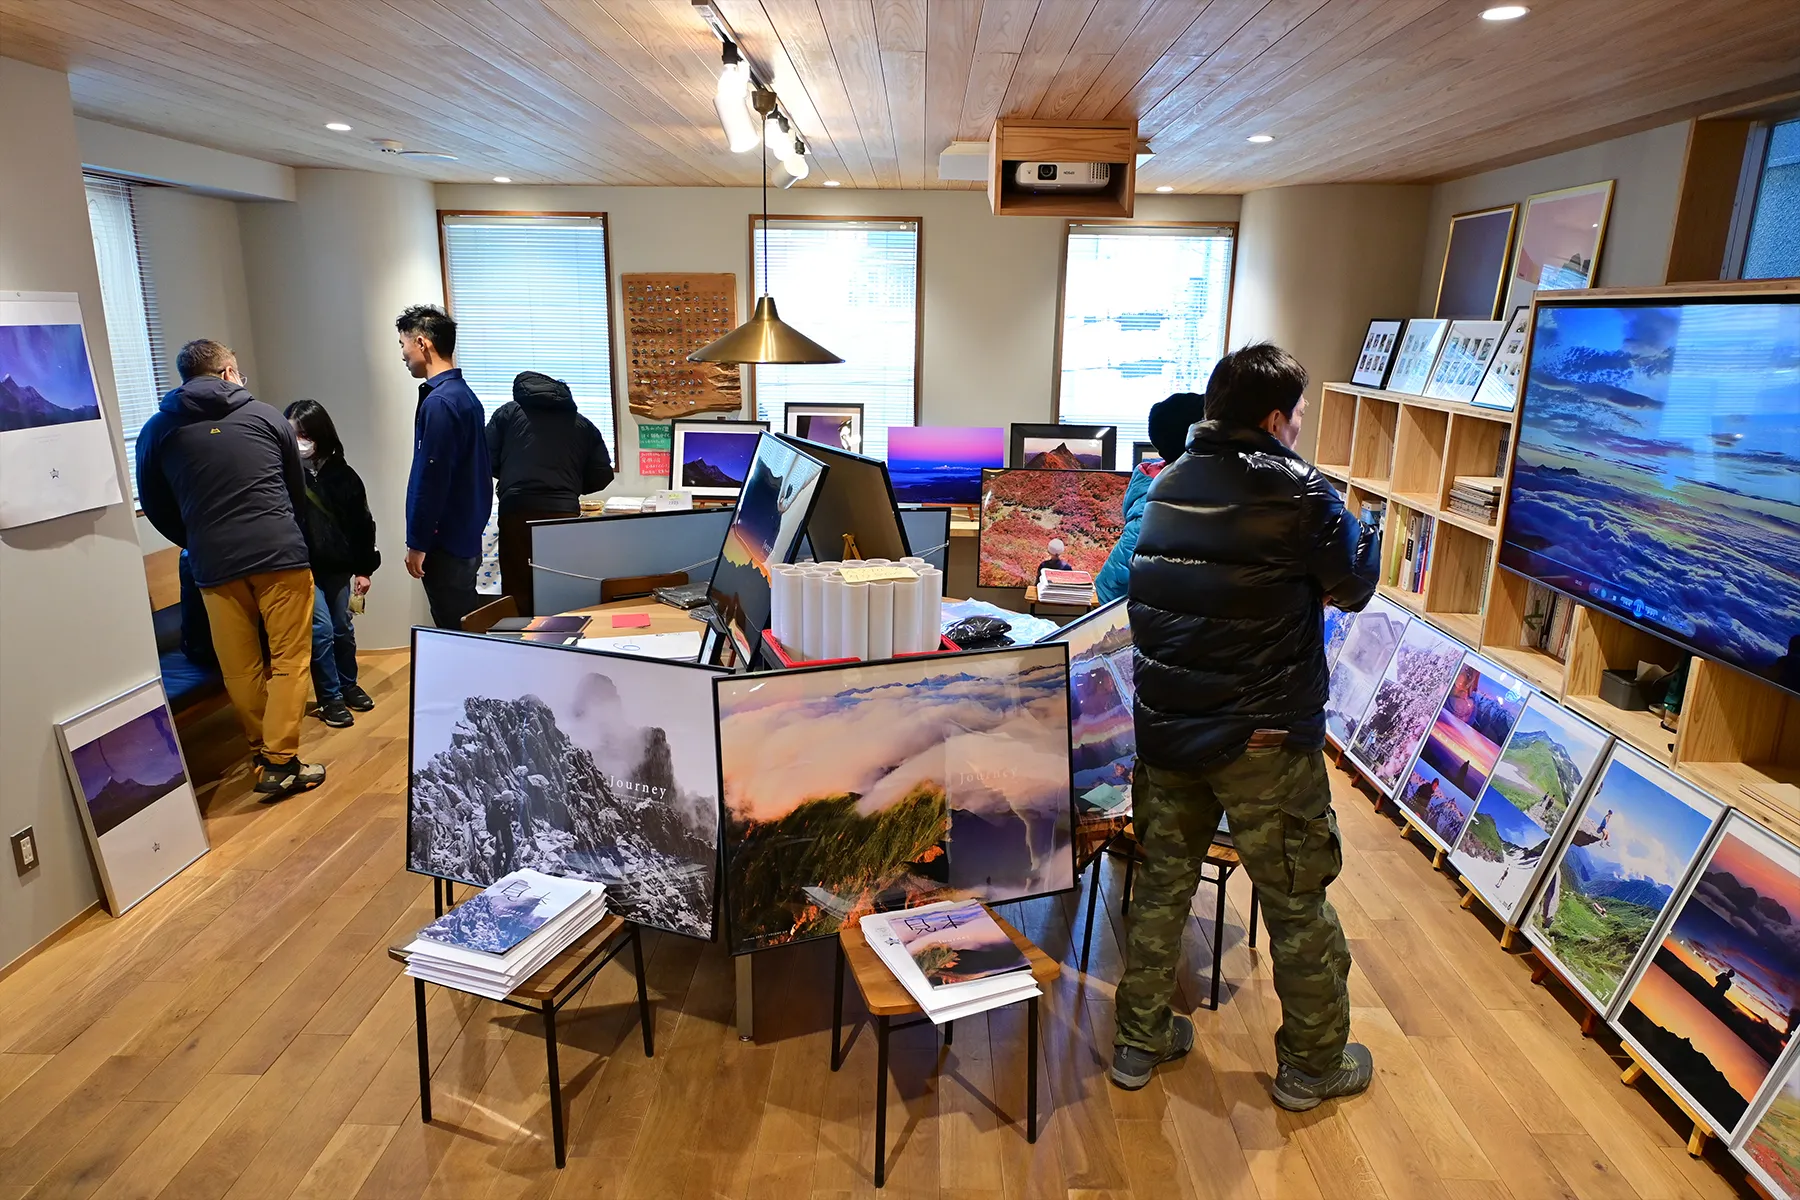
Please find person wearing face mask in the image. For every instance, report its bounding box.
[285,399,380,729]
[1110,343,1380,1109]
[136,340,325,799]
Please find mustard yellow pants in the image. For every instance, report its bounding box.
[199,566,315,764]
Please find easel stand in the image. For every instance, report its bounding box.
[1456,877,1522,949]
[1523,950,1602,1037]
[1394,810,1449,870]
[1620,1044,1713,1157]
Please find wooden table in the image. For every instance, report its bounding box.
[389,913,652,1168]
[567,595,714,636]
[832,909,1060,1188]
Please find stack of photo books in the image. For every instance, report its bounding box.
[1037,567,1096,606]
[1522,581,1576,662]
[401,869,607,1000]
[860,899,1039,1024]
[1390,511,1436,595]
[1447,475,1503,525]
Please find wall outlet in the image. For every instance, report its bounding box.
[10,828,38,876]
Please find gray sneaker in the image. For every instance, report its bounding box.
[1272,1043,1374,1111]
[1110,1014,1195,1090]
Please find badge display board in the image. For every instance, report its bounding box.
[621,273,742,420]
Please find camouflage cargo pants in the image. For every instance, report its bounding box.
[1114,748,1351,1077]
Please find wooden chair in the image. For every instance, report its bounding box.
[831,908,1059,1188]
[460,594,519,633]
[388,912,652,1168]
[599,570,687,603]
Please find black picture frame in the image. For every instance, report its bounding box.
[713,640,1077,956]
[668,417,770,497]
[706,433,830,665]
[1351,318,1405,388]
[1131,441,1158,466]
[1008,422,1118,470]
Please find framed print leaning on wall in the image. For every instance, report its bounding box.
[1434,204,1518,320]
[1503,180,1615,315]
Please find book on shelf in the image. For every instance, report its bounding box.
[1446,496,1499,523]
[1520,582,1575,662]
[860,900,1039,1023]
[403,869,607,1000]
[1493,433,1511,477]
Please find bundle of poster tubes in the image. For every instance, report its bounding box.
[767,558,945,662]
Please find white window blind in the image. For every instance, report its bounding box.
[440,214,615,437]
[751,218,919,462]
[1058,224,1235,460]
[84,174,167,496]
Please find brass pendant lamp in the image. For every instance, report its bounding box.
[689,89,842,365]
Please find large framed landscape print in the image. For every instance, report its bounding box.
[1325,595,1409,746]
[1394,653,1531,851]
[55,681,208,914]
[717,643,1075,955]
[1741,1054,1800,1199]
[1523,744,1724,1016]
[1345,618,1466,794]
[1500,293,1800,697]
[1434,204,1518,320]
[1451,694,1613,927]
[886,425,1004,506]
[407,629,726,939]
[669,417,768,498]
[1048,599,1135,865]
[0,291,125,528]
[783,402,862,456]
[1618,812,1800,1138]
[1503,180,1614,315]
[977,467,1129,588]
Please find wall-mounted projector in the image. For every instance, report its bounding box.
[1012,162,1111,191]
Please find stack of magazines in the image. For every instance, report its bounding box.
[402,869,607,1000]
[860,900,1039,1023]
[1037,567,1096,606]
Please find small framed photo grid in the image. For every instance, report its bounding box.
[1423,318,1506,402]
[1351,319,1405,388]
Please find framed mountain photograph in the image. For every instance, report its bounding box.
[1394,653,1532,851]
[668,417,769,498]
[1325,596,1409,746]
[1345,618,1467,794]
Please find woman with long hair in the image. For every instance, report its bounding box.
[285,399,380,727]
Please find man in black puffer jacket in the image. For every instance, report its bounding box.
[1111,343,1379,1111]
[486,371,615,612]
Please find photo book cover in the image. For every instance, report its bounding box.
[417,869,593,956]
[894,901,1029,988]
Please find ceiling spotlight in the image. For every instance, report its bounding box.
[1247,133,1274,144]
[1155,185,1173,193]
[714,42,761,153]
[767,114,799,163]
[493,176,512,183]
[823,179,841,187]
[1481,5,1528,18]
[325,122,352,132]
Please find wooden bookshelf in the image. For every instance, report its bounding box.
[1320,382,1513,650]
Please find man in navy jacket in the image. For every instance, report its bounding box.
[397,305,492,628]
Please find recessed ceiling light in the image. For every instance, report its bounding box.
[325,122,352,132]
[1155,185,1173,193]
[822,179,841,187]
[493,176,512,183]
[1481,5,1528,19]
[1247,133,1274,144]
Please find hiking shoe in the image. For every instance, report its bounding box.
[342,684,375,712]
[1110,1014,1195,1090]
[255,757,326,802]
[314,700,354,728]
[1272,1043,1374,1111]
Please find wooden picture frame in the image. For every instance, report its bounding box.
[1434,204,1519,320]
[1504,180,1616,315]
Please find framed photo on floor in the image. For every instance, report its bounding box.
[668,417,768,499]
[783,403,863,456]
[1351,318,1405,388]
[54,680,208,914]
[1433,204,1518,320]
[1503,180,1615,315]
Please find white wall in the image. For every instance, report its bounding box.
[77,117,296,202]
[0,59,165,971]
[1417,122,1690,311]
[434,184,1239,495]
[238,169,444,648]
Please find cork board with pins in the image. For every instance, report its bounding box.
[622,273,743,419]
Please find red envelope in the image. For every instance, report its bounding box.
[611,613,652,629]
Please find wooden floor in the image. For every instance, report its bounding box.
[0,652,1764,1200]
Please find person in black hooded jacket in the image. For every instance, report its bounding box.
[137,339,325,799]
[486,370,614,611]
[1111,343,1379,1110]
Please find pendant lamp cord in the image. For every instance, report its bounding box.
[759,111,768,299]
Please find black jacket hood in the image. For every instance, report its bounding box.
[162,376,255,421]
[513,371,574,411]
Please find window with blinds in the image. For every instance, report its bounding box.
[83,174,167,497]
[751,218,920,462]
[440,213,616,439]
[1057,223,1236,462]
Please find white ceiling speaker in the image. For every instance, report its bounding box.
[370,138,459,162]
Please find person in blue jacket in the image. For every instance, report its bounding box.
[397,304,493,629]
[1095,392,1208,604]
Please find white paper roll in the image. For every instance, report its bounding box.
[822,574,846,660]
[843,581,870,661]
[892,573,921,655]
[868,579,895,660]
[862,558,891,567]
[771,566,804,655]
[917,566,944,651]
[899,557,926,568]
[801,570,826,660]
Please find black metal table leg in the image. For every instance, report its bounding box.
[831,939,846,1072]
[1027,996,1040,1143]
[874,1014,890,1188]
[433,877,444,918]
[1079,849,1103,973]
[944,1020,954,1046]
[1210,866,1230,1011]
[414,977,431,1123]
[631,924,654,1058]
[1249,887,1260,948]
[544,1001,565,1168]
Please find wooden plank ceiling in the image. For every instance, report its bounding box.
[2,0,1799,191]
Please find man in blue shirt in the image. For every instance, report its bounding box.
[397,305,492,628]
